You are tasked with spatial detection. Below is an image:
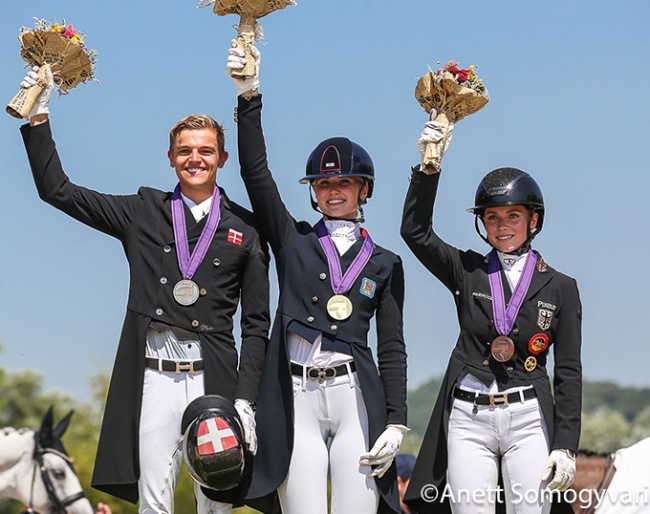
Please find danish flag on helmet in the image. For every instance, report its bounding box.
[181,395,250,492]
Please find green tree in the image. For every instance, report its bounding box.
[580,406,630,453]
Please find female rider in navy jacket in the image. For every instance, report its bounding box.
[227,43,408,514]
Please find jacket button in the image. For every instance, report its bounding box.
[200,288,207,296]
[507,366,514,373]
[156,308,164,316]
[319,273,327,280]
[512,328,519,335]
[307,316,314,323]
[213,258,221,267]
[160,277,168,284]
[191,320,199,328]
[163,245,172,253]
[330,325,337,331]
[455,290,460,296]
[483,360,489,366]
[311,296,319,304]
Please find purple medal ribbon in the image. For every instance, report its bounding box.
[171,184,221,280]
[313,219,375,295]
[488,248,536,336]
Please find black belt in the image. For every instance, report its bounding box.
[453,386,536,407]
[291,362,356,381]
[145,357,204,373]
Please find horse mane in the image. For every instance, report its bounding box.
[1,427,32,436]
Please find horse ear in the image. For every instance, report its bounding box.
[38,405,56,445]
[53,410,75,439]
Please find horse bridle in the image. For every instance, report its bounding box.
[21,434,87,514]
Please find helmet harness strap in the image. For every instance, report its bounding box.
[474,208,540,256]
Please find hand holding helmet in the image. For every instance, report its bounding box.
[181,395,250,493]
[359,424,410,478]
[417,109,454,175]
[234,399,257,455]
[226,39,260,97]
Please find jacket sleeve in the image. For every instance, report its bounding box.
[375,257,408,425]
[237,95,298,254]
[400,167,471,294]
[235,229,271,403]
[20,121,142,239]
[551,277,583,452]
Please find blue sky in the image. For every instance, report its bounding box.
[1,1,649,400]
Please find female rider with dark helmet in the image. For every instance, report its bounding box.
[226,42,408,514]
[400,119,582,514]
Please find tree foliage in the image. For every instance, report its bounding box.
[5,359,650,513]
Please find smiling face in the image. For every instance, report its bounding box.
[482,205,538,253]
[312,176,368,219]
[168,128,228,204]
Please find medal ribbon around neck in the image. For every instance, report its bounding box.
[313,219,375,296]
[488,248,536,336]
[171,184,221,281]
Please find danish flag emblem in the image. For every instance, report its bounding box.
[197,417,238,455]
[227,229,243,246]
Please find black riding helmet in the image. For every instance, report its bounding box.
[181,395,249,493]
[300,137,375,221]
[467,167,545,251]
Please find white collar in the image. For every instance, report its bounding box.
[324,219,361,255]
[180,192,213,222]
[497,250,527,272]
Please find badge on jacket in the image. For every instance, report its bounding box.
[360,278,376,299]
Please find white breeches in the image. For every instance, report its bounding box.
[277,372,380,514]
[138,368,232,514]
[447,395,551,514]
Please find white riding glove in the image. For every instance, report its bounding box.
[359,424,410,478]
[541,449,576,492]
[234,399,257,455]
[417,108,454,168]
[226,39,260,96]
[21,65,54,117]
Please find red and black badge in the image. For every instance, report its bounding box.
[528,333,549,355]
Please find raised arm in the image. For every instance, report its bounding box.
[227,41,298,254]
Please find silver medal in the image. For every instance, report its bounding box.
[173,279,200,306]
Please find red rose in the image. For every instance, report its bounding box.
[456,69,469,82]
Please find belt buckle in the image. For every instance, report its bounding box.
[307,367,336,383]
[175,361,195,374]
[489,394,509,407]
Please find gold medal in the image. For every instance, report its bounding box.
[524,356,537,372]
[491,335,515,362]
[326,295,353,321]
[173,279,200,306]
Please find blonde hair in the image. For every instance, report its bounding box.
[169,115,225,153]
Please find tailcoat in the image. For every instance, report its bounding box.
[400,170,581,514]
[21,121,270,503]
[236,95,407,513]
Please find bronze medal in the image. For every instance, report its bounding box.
[524,356,537,372]
[173,279,200,306]
[491,335,515,362]
[326,295,353,321]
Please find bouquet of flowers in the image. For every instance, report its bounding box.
[7,18,98,119]
[199,0,295,80]
[415,61,489,173]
